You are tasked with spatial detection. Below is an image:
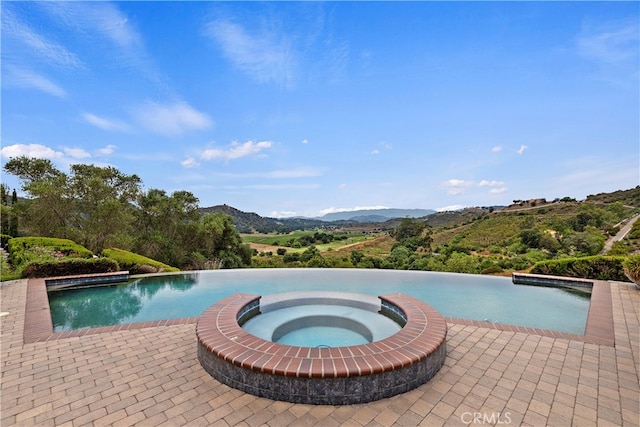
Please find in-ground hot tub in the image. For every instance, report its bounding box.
[196,291,447,405]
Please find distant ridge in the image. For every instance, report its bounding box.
[318,208,435,222]
[200,204,344,233]
[199,205,435,233]
[200,186,639,233]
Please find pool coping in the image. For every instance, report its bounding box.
[22,276,615,346]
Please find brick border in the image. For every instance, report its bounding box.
[196,292,447,404]
[23,277,615,346]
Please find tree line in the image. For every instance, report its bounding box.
[2,156,252,269]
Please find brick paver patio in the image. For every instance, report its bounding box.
[1,278,638,426]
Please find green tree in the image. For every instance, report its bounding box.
[0,184,8,205]
[519,229,542,248]
[389,245,412,268]
[3,157,72,237]
[3,157,142,251]
[572,203,613,232]
[69,164,142,252]
[191,213,251,269]
[391,218,427,241]
[445,252,480,274]
[0,185,18,236]
[133,189,200,266]
[562,226,606,256]
[350,250,364,266]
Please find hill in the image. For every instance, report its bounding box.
[200,204,350,233]
[200,205,435,233]
[318,208,435,222]
[202,187,640,236]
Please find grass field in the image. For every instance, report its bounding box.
[243,232,383,254]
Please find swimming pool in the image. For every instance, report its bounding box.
[48,268,590,334]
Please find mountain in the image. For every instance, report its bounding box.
[200,186,639,234]
[200,204,347,233]
[318,208,435,222]
[199,205,435,233]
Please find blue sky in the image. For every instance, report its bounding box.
[2,2,638,218]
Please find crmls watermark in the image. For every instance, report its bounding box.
[461,412,512,425]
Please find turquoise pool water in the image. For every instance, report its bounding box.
[242,302,403,347]
[48,269,590,334]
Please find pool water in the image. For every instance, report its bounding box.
[241,302,403,347]
[48,269,590,334]
[278,326,368,347]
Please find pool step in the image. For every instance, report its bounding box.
[512,272,593,289]
[45,271,130,290]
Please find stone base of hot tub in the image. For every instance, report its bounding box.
[196,292,447,405]
[198,342,446,404]
[198,339,446,405]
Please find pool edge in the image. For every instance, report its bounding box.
[23,276,615,346]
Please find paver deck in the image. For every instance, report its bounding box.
[1,277,638,426]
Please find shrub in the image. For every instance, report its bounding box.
[623,254,640,285]
[102,248,179,274]
[8,237,93,266]
[481,264,504,275]
[21,258,119,278]
[530,256,628,281]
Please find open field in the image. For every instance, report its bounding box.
[243,232,383,254]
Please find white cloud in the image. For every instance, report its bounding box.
[39,2,142,50]
[517,144,528,155]
[0,143,63,160]
[338,183,348,190]
[441,179,474,195]
[4,66,67,98]
[96,145,117,156]
[578,20,639,65]
[205,20,296,87]
[133,101,213,137]
[63,147,91,159]
[201,140,273,161]
[270,210,298,218]
[235,183,320,191]
[2,8,83,69]
[38,2,161,83]
[0,143,121,171]
[372,141,392,155]
[181,157,200,168]
[491,146,503,153]
[436,205,466,212]
[478,180,505,187]
[214,167,321,179]
[319,205,390,216]
[82,112,130,132]
[441,178,507,196]
[302,139,309,144]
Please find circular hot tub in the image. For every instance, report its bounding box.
[241,292,402,347]
[196,291,447,405]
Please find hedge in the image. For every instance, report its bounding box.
[21,258,120,278]
[102,248,179,274]
[8,237,93,265]
[623,254,640,284]
[530,256,629,282]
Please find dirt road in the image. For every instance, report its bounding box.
[603,213,640,253]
